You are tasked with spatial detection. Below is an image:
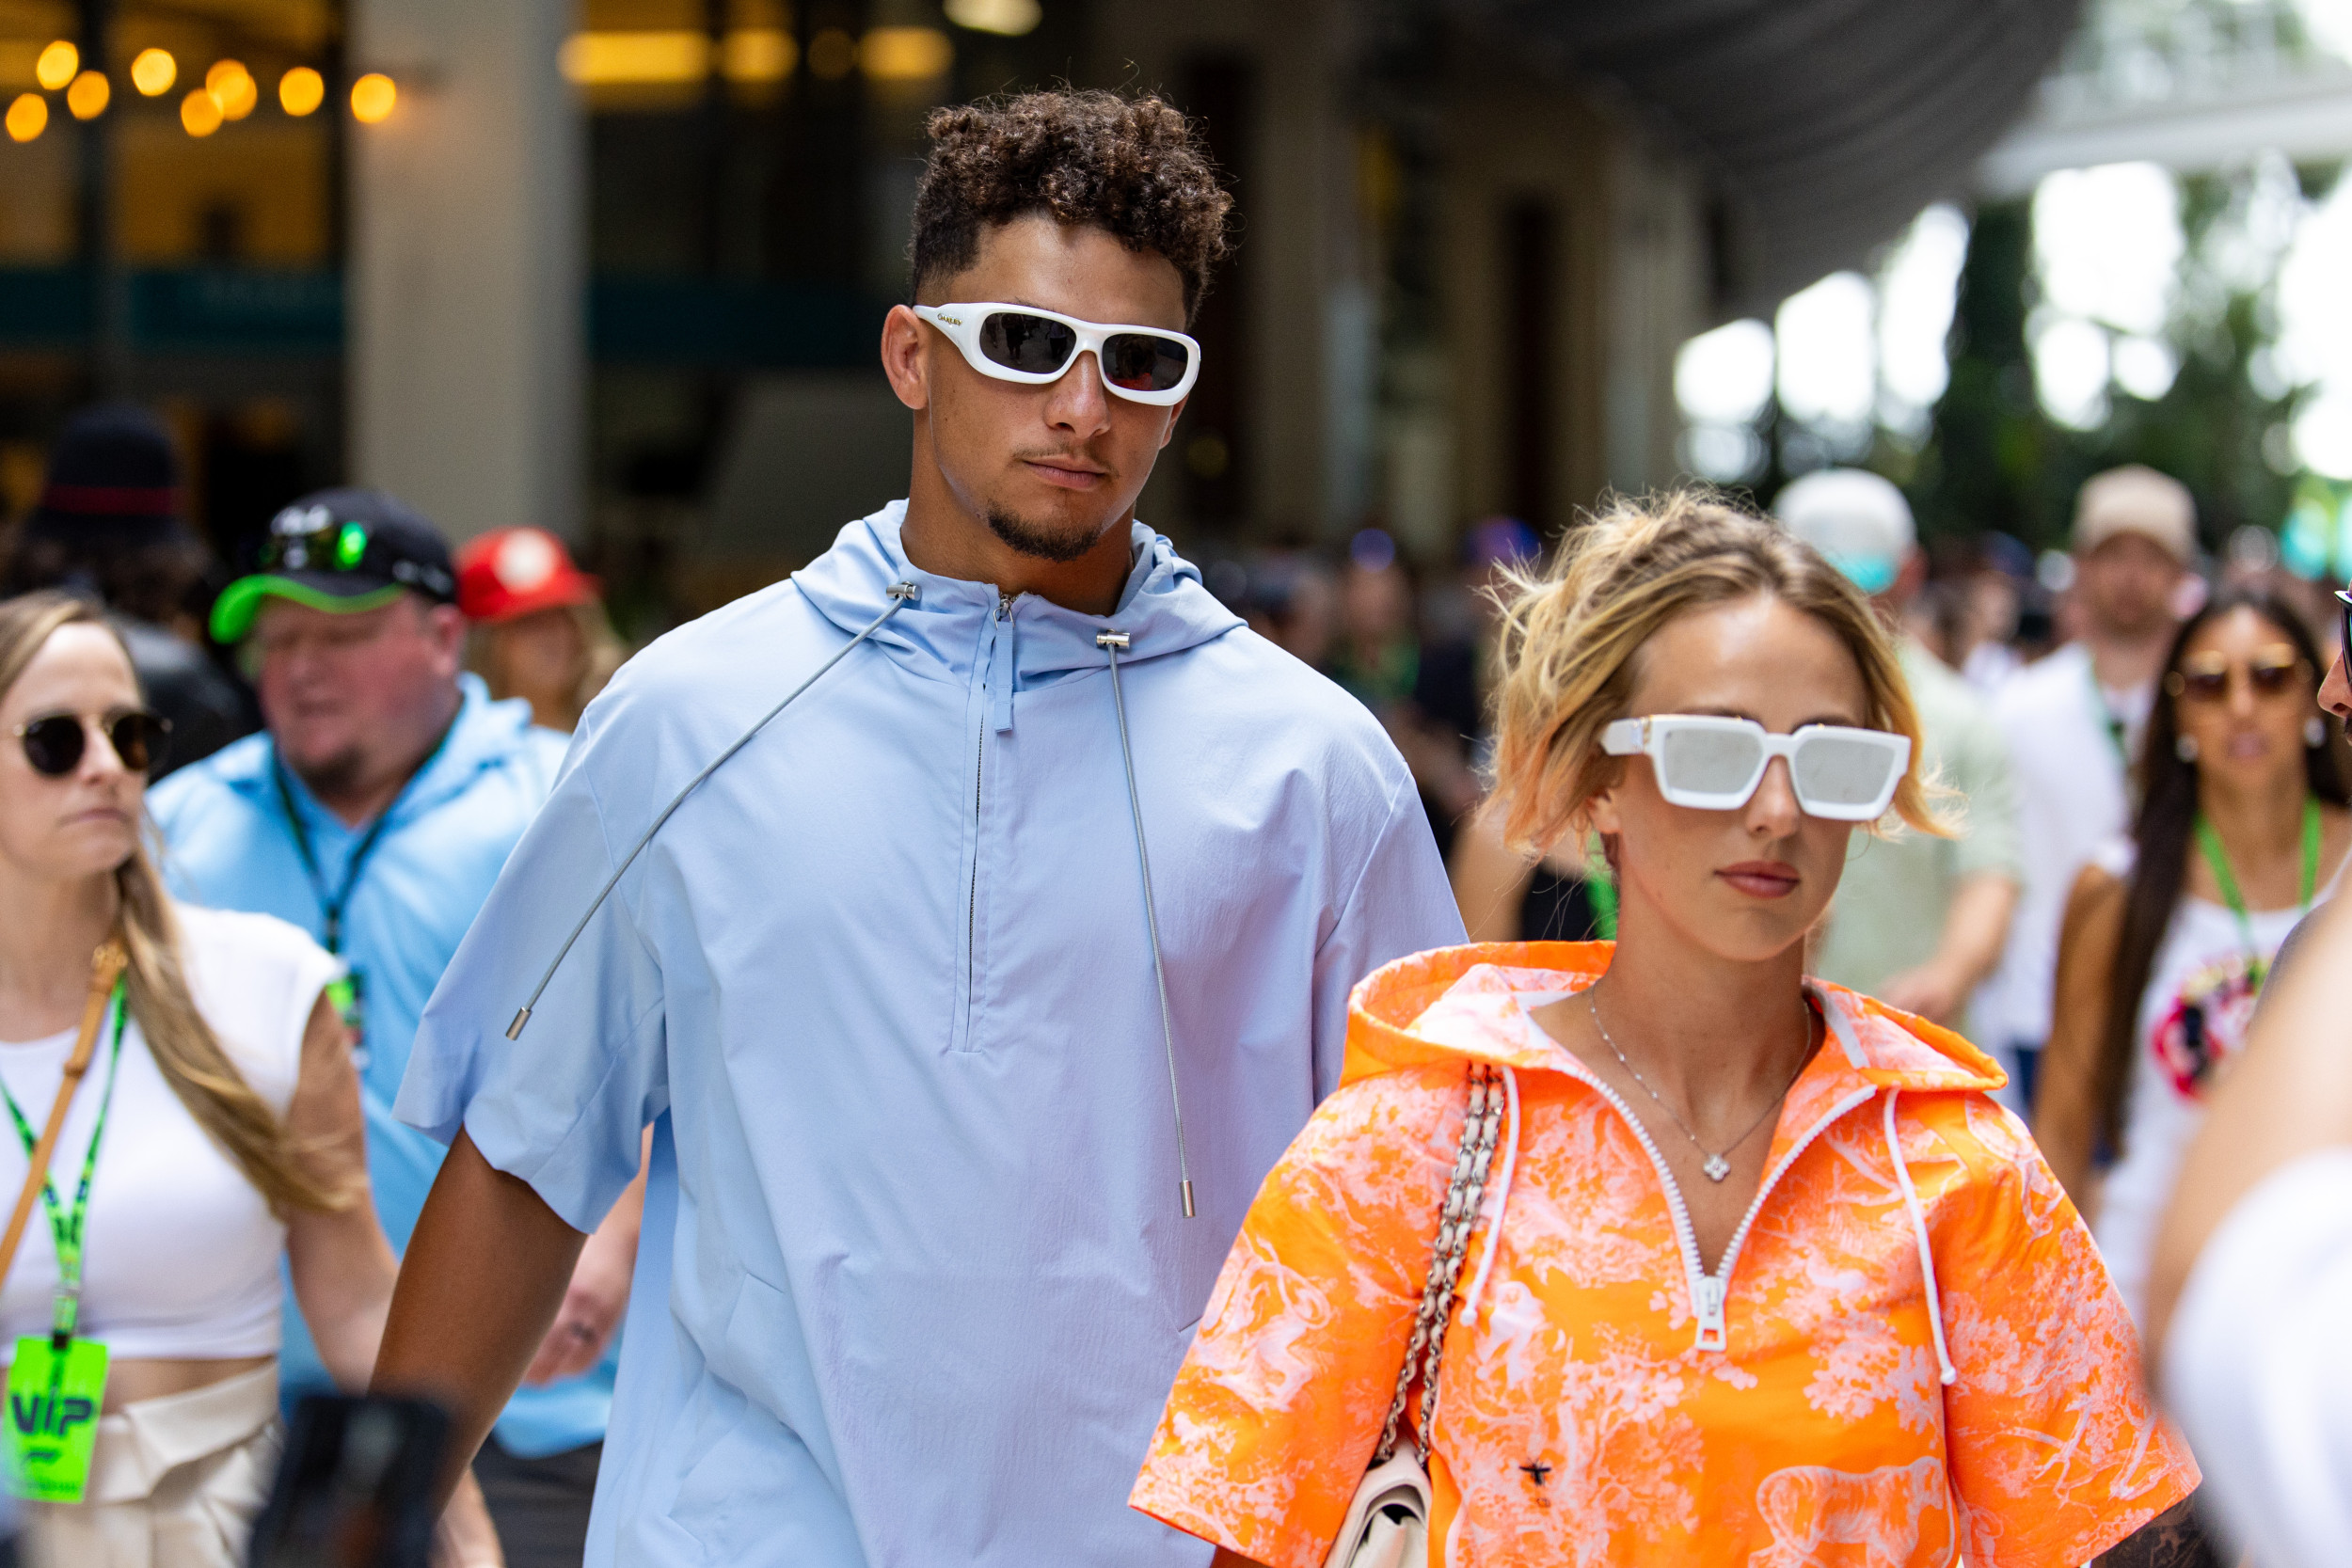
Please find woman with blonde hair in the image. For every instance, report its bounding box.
[1132,492,2201,1566]
[0,592,498,1565]
[454,529,628,734]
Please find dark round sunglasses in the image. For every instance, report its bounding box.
[12,709,171,778]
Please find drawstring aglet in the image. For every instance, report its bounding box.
[1181,1180,1195,1218]
[506,1007,531,1040]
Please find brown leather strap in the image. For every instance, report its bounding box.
[0,939,127,1293]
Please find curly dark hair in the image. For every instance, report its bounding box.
[909,89,1232,323]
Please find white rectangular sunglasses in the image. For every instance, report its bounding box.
[1601,714,1910,821]
[913,302,1201,405]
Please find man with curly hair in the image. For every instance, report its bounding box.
[377,88,1463,1566]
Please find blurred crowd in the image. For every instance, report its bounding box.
[1211,459,2352,1368]
[0,403,636,1568]
[11,388,2352,1567]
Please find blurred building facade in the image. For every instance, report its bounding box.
[0,0,2078,624]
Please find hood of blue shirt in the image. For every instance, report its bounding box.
[790,502,1242,695]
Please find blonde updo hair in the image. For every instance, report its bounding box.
[1488,488,1947,855]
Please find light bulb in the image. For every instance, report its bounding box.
[349,72,396,123]
[35,40,78,91]
[278,67,325,117]
[130,49,177,96]
[66,71,108,119]
[181,87,222,136]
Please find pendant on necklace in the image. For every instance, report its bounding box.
[1703,1154,1731,1182]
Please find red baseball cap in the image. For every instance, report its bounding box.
[456,528,601,623]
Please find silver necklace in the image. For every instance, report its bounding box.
[1586,990,1814,1182]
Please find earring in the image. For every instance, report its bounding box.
[2176,735,2200,763]
[2309,716,2329,749]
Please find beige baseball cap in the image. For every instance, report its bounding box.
[2073,466,2196,564]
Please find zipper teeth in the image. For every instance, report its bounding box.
[1710,1086,1879,1288]
[1543,1029,1879,1341]
[967,599,1008,991]
[965,724,983,974]
[1549,1057,1710,1297]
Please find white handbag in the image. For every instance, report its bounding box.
[1323,1064,1505,1568]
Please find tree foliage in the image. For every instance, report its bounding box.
[1910,168,2320,553]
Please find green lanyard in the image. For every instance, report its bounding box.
[2086,662,2130,768]
[1583,832,1618,942]
[2194,799,2322,981]
[268,719,456,956]
[271,753,400,958]
[0,983,128,1345]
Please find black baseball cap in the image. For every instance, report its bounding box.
[211,487,458,643]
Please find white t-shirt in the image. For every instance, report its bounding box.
[0,904,339,1359]
[1976,644,2150,1049]
[2165,1148,2352,1568]
[2094,890,2304,1325]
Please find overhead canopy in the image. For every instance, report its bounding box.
[1473,0,2084,316]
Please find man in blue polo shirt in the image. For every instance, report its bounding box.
[148,488,637,1568]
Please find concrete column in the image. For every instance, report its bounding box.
[1089,0,1352,542]
[346,0,582,542]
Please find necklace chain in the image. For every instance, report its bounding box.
[1587,990,1814,1182]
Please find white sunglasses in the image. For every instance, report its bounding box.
[1601,714,1911,821]
[912,302,1201,405]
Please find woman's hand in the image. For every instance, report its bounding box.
[431,1470,504,1568]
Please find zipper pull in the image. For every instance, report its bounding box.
[989,595,1015,733]
[1692,1274,1727,1352]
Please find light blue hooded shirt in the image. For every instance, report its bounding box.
[397,504,1465,1566]
[147,676,610,1456]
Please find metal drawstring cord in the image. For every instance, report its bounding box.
[508,582,920,1040]
[1098,631,1195,1218]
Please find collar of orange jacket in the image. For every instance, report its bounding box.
[1340,941,2007,1095]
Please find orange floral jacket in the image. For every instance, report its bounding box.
[1132,942,2197,1567]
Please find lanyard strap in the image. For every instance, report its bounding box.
[2086,662,2130,767]
[0,984,128,1343]
[2194,798,2323,958]
[270,721,453,954]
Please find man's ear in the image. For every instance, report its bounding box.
[423,601,468,673]
[881,306,931,413]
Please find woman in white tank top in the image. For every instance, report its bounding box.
[2037,586,2352,1326]
[0,594,498,1566]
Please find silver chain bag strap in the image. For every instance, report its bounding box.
[1321,1064,1505,1568]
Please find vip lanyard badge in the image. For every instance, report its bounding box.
[0,980,130,1502]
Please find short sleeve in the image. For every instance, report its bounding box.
[1131,1068,1460,1568]
[394,714,668,1233]
[1310,775,1465,1099]
[175,904,342,1117]
[1933,1101,2199,1565]
[1946,709,2023,884]
[2163,1148,2352,1566]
